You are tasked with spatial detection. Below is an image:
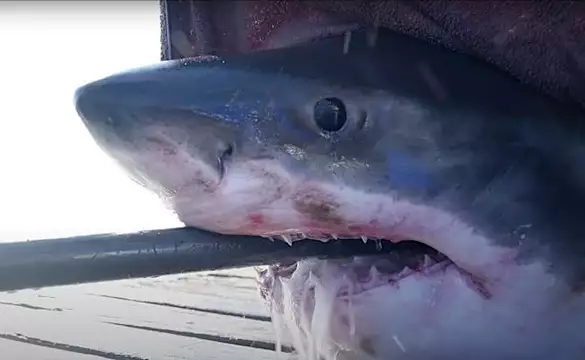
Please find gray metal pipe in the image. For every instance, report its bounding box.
[0,227,407,292]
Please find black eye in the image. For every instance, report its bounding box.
[313,97,347,133]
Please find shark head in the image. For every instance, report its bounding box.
[75,29,585,359]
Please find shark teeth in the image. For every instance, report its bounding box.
[259,249,453,300]
[263,233,379,245]
[280,234,293,246]
[369,265,380,279]
[261,235,448,276]
[394,266,414,279]
[423,254,434,267]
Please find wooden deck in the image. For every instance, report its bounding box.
[0,267,294,360]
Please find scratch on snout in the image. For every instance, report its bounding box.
[226,89,241,107]
[393,335,407,352]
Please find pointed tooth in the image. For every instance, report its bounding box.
[361,236,368,244]
[281,234,293,246]
[300,232,307,239]
[369,265,380,279]
[331,234,338,240]
[396,266,413,278]
[423,255,434,267]
[375,239,383,251]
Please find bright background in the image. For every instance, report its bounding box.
[0,1,183,242]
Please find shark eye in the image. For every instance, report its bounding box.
[313,97,347,133]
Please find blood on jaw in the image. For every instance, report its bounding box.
[248,213,265,227]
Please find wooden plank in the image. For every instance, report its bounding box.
[0,268,295,360]
[0,337,104,360]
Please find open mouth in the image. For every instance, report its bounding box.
[250,226,503,358]
[257,235,492,302]
[163,156,509,303]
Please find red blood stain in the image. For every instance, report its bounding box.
[248,214,264,227]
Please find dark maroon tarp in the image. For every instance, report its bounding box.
[160,0,585,109]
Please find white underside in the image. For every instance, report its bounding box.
[269,258,584,360]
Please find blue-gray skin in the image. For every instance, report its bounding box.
[75,29,585,360]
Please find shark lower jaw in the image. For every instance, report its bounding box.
[257,240,489,301]
[248,227,568,360]
[256,255,567,360]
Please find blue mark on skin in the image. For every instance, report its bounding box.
[386,150,430,191]
[195,103,253,124]
[195,101,318,144]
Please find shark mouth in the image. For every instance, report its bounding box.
[259,239,454,295]
[252,232,496,359]
[159,157,524,360]
[162,154,525,359]
[256,236,490,308]
[224,189,526,360]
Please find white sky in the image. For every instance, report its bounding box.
[0,1,183,242]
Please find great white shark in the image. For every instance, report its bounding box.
[74,28,585,359]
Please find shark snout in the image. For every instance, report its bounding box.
[74,78,131,136]
[78,59,248,143]
[74,60,246,187]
